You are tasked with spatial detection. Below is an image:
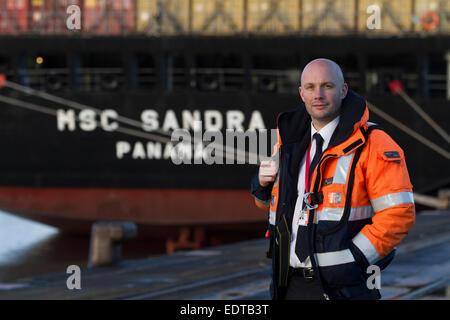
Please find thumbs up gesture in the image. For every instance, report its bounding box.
[259,160,278,187]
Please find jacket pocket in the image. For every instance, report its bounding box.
[318,258,366,288]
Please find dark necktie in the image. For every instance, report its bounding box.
[295,133,324,263]
[309,133,324,182]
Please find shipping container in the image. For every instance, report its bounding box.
[191,0,244,35]
[0,0,28,34]
[29,0,81,34]
[136,0,189,35]
[357,0,413,34]
[301,0,356,34]
[0,0,448,37]
[247,0,300,34]
[414,0,448,33]
[84,0,135,35]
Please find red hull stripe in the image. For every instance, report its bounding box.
[0,187,266,225]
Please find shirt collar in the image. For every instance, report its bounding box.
[310,115,340,150]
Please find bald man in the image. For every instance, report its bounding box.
[252,59,415,300]
[299,59,347,130]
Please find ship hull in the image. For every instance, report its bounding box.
[0,35,449,232]
[0,187,267,234]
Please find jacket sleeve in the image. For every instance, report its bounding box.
[251,173,273,209]
[251,132,281,210]
[351,130,415,265]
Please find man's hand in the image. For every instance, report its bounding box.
[259,160,278,187]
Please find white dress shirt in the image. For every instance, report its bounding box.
[290,115,340,268]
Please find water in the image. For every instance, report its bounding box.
[0,210,165,283]
[0,210,264,284]
[0,210,86,282]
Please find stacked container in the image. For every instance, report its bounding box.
[0,0,448,36]
[136,0,189,35]
[414,0,448,33]
[301,0,356,35]
[191,0,244,35]
[357,0,413,34]
[246,0,300,33]
[0,0,28,34]
[83,0,135,34]
[29,0,81,34]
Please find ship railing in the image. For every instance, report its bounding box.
[192,67,244,92]
[137,67,247,91]
[17,68,70,92]
[138,67,157,87]
[77,67,125,92]
[188,68,361,94]
[8,66,363,94]
[16,67,128,92]
[365,70,447,96]
[7,64,446,97]
[169,67,444,97]
[428,74,447,91]
[250,69,298,94]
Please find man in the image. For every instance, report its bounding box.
[251,58,415,300]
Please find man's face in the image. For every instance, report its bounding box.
[299,61,348,128]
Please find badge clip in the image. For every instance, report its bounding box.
[303,192,318,210]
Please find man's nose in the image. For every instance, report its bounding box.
[313,87,324,99]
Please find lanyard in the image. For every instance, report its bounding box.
[299,141,312,222]
[305,141,312,193]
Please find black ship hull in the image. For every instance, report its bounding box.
[0,35,449,233]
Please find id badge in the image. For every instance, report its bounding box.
[297,208,309,226]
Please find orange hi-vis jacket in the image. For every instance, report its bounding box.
[251,90,416,300]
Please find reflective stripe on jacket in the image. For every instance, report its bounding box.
[251,90,415,300]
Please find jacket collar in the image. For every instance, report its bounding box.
[277,90,369,155]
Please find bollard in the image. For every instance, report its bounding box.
[438,189,450,209]
[88,221,137,268]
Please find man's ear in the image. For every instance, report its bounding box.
[299,86,305,102]
[341,82,348,99]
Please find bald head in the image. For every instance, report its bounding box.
[301,58,345,87]
[299,58,348,131]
